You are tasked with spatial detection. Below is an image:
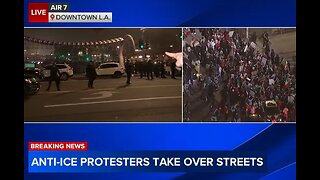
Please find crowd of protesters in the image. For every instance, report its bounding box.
[183,28,296,122]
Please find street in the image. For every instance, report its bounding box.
[24,76,182,122]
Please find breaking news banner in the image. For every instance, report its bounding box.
[28,2,112,23]
[28,143,266,173]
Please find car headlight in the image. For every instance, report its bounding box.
[24,79,31,83]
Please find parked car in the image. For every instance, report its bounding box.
[24,74,40,96]
[95,62,125,78]
[42,63,74,81]
[24,67,43,81]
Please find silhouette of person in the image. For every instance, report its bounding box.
[46,63,61,91]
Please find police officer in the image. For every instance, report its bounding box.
[125,60,133,84]
[136,61,143,78]
[160,61,166,78]
[146,59,154,80]
[141,60,147,78]
[46,63,61,91]
[170,60,176,79]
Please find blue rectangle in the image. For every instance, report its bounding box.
[24,123,296,179]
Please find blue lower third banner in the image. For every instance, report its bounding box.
[24,123,296,180]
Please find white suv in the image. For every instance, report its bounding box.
[95,62,125,78]
[42,63,74,81]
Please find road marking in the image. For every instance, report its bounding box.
[37,85,179,95]
[38,90,72,94]
[84,88,114,92]
[81,91,115,100]
[127,85,180,89]
[44,96,181,108]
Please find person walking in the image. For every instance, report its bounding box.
[46,63,61,91]
[86,61,97,89]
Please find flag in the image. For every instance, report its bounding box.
[184,31,192,37]
[284,80,289,90]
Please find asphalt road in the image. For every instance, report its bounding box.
[24,76,182,122]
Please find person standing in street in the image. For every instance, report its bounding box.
[136,61,143,78]
[86,61,97,89]
[46,63,61,91]
[171,60,176,79]
[160,61,166,78]
[146,59,154,80]
[125,60,133,84]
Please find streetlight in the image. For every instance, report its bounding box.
[169,45,173,48]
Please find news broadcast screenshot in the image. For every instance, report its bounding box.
[24,1,296,180]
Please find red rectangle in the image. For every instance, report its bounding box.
[28,142,88,150]
[28,3,49,23]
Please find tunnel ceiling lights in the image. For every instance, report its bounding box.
[24,36,125,46]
